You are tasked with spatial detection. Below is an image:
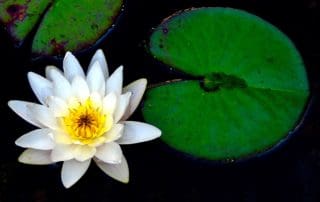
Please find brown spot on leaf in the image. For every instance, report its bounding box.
[162,27,169,34]
[7,4,27,21]
[50,39,67,55]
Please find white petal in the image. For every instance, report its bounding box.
[94,155,129,183]
[15,128,54,150]
[45,65,62,81]
[89,92,103,108]
[29,104,59,130]
[28,72,53,104]
[63,51,85,81]
[72,145,96,162]
[86,61,105,96]
[114,92,131,123]
[122,78,147,120]
[53,131,73,144]
[103,92,117,115]
[51,144,74,162]
[104,123,124,143]
[49,67,72,100]
[47,96,68,117]
[88,49,109,78]
[8,100,43,127]
[95,142,122,164]
[117,121,161,145]
[106,66,123,96]
[61,159,90,188]
[71,76,90,102]
[18,149,53,165]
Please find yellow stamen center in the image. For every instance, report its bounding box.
[61,98,113,145]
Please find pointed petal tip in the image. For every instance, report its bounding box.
[61,159,91,189]
[62,182,72,189]
[7,100,44,128]
[65,51,72,57]
[139,78,147,85]
[121,78,148,120]
[117,121,161,145]
[120,176,129,184]
[7,100,14,108]
[18,149,53,165]
[15,129,55,150]
[94,156,129,184]
[117,65,123,72]
[27,71,36,79]
[96,49,103,55]
[112,65,123,75]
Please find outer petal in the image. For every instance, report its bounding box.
[28,72,53,104]
[8,100,43,128]
[88,49,109,78]
[15,128,54,150]
[95,142,122,164]
[71,76,90,102]
[117,121,161,145]
[61,159,91,188]
[18,149,53,165]
[29,104,59,130]
[114,92,131,123]
[94,155,129,183]
[105,66,123,96]
[87,61,105,96]
[122,78,147,120]
[51,144,74,162]
[48,67,72,100]
[63,52,85,81]
[45,65,62,81]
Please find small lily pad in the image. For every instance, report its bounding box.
[0,0,123,56]
[0,0,51,45]
[142,7,309,161]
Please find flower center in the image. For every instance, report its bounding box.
[61,98,113,144]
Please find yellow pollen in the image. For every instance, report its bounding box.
[61,98,113,144]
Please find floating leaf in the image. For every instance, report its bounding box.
[143,7,309,161]
[0,0,123,56]
[0,0,51,45]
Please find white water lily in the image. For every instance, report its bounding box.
[8,49,161,188]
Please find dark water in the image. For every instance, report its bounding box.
[1,0,320,201]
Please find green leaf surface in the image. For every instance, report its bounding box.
[0,0,51,45]
[143,7,309,161]
[0,0,123,55]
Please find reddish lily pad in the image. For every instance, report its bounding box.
[0,0,51,46]
[0,0,123,56]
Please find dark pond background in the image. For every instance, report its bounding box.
[1,0,320,201]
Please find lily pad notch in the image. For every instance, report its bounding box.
[143,7,310,162]
[0,0,124,56]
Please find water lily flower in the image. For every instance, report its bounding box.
[8,49,161,188]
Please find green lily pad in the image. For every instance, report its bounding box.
[0,0,123,56]
[142,7,309,161]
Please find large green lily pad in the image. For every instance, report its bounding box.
[0,0,123,56]
[143,7,309,161]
